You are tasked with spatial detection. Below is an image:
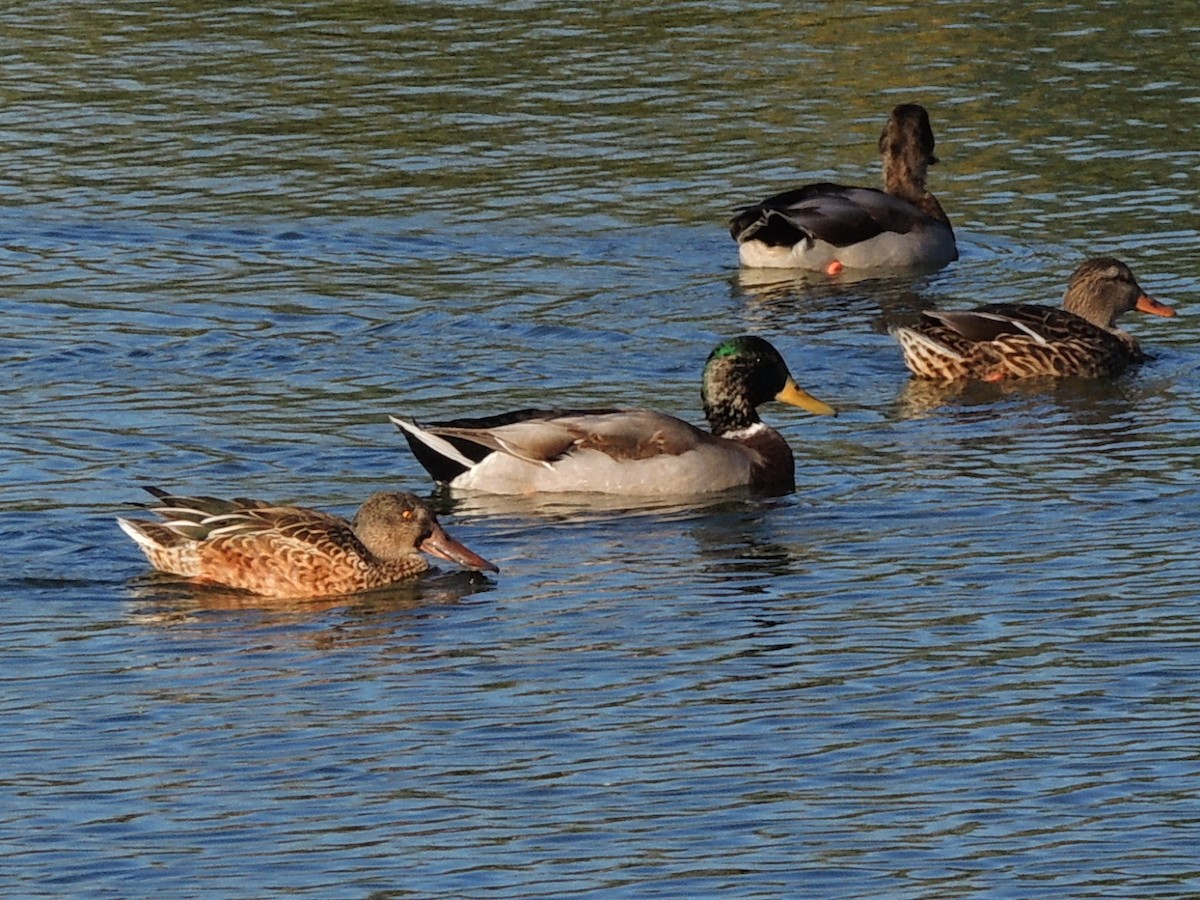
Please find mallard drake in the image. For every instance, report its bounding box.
[730,103,957,274]
[118,488,497,599]
[891,257,1176,381]
[391,336,836,496]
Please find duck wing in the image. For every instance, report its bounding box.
[137,486,273,525]
[922,304,1106,345]
[731,183,930,247]
[118,491,357,579]
[533,410,712,461]
[393,409,722,488]
[392,408,608,483]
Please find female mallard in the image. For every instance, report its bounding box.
[730,103,957,274]
[891,257,1176,381]
[118,488,497,599]
[391,336,836,496]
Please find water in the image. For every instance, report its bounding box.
[3,2,1200,896]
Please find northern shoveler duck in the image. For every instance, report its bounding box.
[891,257,1176,381]
[118,488,497,599]
[730,103,957,274]
[391,336,836,496]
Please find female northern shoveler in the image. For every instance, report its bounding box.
[891,257,1176,382]
[730,103,957,275]
[118,489,497,599]
[392,336,836,496]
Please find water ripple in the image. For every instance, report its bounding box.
[4,1,1200,897]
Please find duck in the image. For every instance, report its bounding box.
[891,257,1176,381]
[729,103,957,274]
[117,488,497,599]
[391,335,836,496]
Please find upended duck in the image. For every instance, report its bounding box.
[730,103,957,274]
[891,257,1176,381]
[392,336,836,496]
[118,488,497,599]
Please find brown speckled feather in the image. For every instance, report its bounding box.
[118,489,496,599]
[194,528,426,598]
[892,258,1174,382]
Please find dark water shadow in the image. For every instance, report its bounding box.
[121,568,495,624]
[423,482,790,527]
[890,371,1147,420]
[732,265,947,336]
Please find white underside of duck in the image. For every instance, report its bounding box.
[447,441,758,495]
[737,225,958,271]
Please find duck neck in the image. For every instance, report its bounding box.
[1062,290,1116,329]
[379,556,430,579]
[882,155,952,227]
[882,151,928,203]
[703,392,761,438]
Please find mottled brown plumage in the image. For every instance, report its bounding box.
[118,488,497,599]
[891,258,1176,381]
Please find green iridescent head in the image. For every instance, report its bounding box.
[701,336,835,435]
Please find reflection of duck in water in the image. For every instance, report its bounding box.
[735,265,938,338]
[730,103,957,275]
[393,336,836,496]
[891,258,1175,382]
[118,489,497,599]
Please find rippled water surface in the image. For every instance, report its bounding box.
[4,2,1200,897]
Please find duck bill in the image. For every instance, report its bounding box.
[776,378,837,416]
[420,523,499,573]
[1135,293,1176,318]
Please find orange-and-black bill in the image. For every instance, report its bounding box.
[421,523,499,573]
[1136,293,1176,318]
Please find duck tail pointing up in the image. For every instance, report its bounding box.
[117,517,202,576]
[390,416,477,484]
